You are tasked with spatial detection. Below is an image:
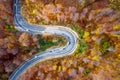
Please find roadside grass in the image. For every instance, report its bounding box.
[37,38,57,52]
[67,23,87,55]
[37,35,66,52]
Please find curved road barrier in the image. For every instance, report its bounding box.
[9,0,78,80]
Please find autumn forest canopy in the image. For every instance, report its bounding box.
[0,0,120,80]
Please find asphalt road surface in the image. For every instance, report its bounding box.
[9,0,78,80]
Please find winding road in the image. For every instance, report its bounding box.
[9,0,78,80]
